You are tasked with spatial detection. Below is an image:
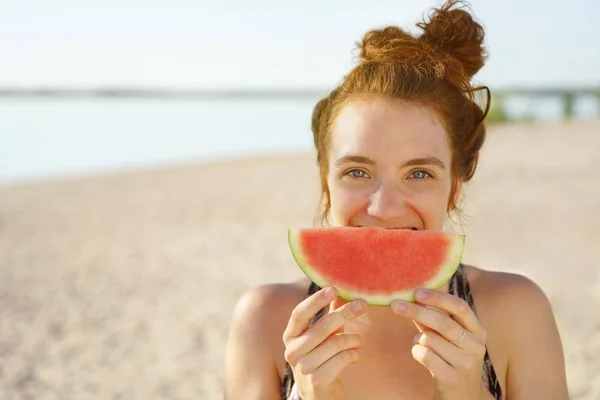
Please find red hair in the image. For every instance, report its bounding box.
[311,0,491,226]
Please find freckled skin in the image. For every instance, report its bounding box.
[327,96,460,233]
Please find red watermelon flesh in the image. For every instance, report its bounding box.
[288,227,465,305]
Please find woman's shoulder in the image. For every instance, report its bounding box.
[463,264,556,331]
[226,279,311,377]
[464,265,568,397]
[232,278,311,323]
[464,264,551,311]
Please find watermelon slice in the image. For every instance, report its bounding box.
[288,227,465,305]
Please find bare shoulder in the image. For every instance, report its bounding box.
[223,279,311,399]
[464,265,558,346]
[228,278,310,353]
[231,280,308,322]
[465,265,569,399]
[465,265,552,312]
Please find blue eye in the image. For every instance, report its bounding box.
[411,170,431,179]
[347,169,367,179]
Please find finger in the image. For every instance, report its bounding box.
[412,304,459,333]
[412,321,430,334]
[391,300,472,349]
[417,331,474,369]
[290,299,367,357]
[327,299,351,337]
[413,289,483,334]
[411,344,456,381]
[312,348,361,386]
[283,287,337,341]
[295,333,362,374]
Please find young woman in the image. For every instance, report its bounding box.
[224,1,569,399]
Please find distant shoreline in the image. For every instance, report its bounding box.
[0,86,598,100]
[0,87,329,100]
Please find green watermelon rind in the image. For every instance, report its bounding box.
[288,228,465,306]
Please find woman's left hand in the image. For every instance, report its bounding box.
[391,288,493,400]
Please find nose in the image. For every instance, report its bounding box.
[366,182,411,222]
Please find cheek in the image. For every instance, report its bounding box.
[406,180,453,224]
[328,181,370,222]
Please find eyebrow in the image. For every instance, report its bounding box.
[334,155,446,170]
[402,156,446,170]
[334,155,375,167]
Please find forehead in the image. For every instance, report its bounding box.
[329,96,450,160]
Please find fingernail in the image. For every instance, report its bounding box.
[352,301,365,312]
[392,301,407,312]
[325,287,336,298]
[412,345,425,358]
[416,289,428,299]
[413,333,421,345]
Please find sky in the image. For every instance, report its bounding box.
[0,0,599,90]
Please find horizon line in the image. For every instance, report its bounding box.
[0,85,598,99]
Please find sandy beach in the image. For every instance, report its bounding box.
[1,119,599,399]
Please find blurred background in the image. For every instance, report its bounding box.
[0,0,599,399]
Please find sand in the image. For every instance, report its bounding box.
[1,119,599,399]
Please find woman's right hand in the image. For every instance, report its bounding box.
[282,286,367,400]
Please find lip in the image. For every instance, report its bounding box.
[355,226,419,230]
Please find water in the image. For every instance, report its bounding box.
[0,97,320,184]
[504,94,598,121]
[1,95,597,184]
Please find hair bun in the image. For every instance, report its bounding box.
[358,26,416,64]
[417,0,487,78]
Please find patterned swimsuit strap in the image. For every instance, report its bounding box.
[280,282,322,399]
[451,265,504,400]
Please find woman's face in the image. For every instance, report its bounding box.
[326,95,458,231]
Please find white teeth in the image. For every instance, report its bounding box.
[354,226,419,230]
